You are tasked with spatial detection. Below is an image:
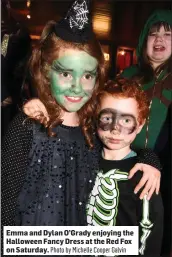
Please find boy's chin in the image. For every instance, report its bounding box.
[104,143,124,151]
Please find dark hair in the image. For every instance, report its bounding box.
[138,21,172,83]
[83,78,150,146]
[29,21,106,148]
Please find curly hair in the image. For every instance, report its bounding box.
[83,78,150,146]
[29,20,106,148]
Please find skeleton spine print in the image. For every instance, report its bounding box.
[87,169,154,255]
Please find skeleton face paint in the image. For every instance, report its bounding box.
[97,108,137,135]
[96,96,144,155]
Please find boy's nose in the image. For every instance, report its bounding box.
[111,124,121,135]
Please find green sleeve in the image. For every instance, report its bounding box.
[120,65,140,78]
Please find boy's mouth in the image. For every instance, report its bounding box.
[107,138,122,144]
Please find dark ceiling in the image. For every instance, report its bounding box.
[10,0,172,47]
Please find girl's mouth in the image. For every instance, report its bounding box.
[65,96,83,103]
[153,45,165,52]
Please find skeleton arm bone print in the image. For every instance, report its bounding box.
[137,192,164,256]
[87,166,163,256]
[139,196,153,255]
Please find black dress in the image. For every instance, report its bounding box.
[2,112,100,226]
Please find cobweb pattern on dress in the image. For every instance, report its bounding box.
[65,0,89,30]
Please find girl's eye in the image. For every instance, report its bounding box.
[62,72,70,77]
[164,33,171,36]
[149,32,156,36]
[60,72,72,79]
[84,73,93,80]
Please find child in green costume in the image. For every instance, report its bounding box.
[121,9,172,256]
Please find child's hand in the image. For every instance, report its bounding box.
[23,99,49,121]
[128,163,161,200]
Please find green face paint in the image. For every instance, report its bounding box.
[50,51,98,112]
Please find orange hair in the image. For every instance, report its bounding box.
[28,20,106,148]
[82,78,150,147]
[96,78,150,124]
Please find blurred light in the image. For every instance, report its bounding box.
[104,53,110,61]
[30,35,40,40]
[27,0,31,7]
[27,14,31,19]
[93,14,111,36]
[119,50,125,55]
[13,9,29,16]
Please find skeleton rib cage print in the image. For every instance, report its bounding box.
[87,169,153,255]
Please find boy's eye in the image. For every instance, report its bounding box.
[119,117,134,127]
[124,118,131,123]
[100,116,113,123]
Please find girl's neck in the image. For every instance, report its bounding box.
[102,146,131,161]
[61,111,79,126]
[151,62,159,70]
[151,61,164,71]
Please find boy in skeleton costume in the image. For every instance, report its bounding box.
[87,79,163,256]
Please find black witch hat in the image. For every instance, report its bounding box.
[54,0,94,43]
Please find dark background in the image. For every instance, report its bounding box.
[9,0,172,77]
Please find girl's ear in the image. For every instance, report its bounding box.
[136,119,146,134]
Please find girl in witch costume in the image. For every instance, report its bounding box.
[2,0,161,227]
[120,10,172,255]
[2,0,105,226]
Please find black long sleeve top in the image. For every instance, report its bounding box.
[87,156,163,257]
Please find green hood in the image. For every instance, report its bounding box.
[137,9,172,57]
